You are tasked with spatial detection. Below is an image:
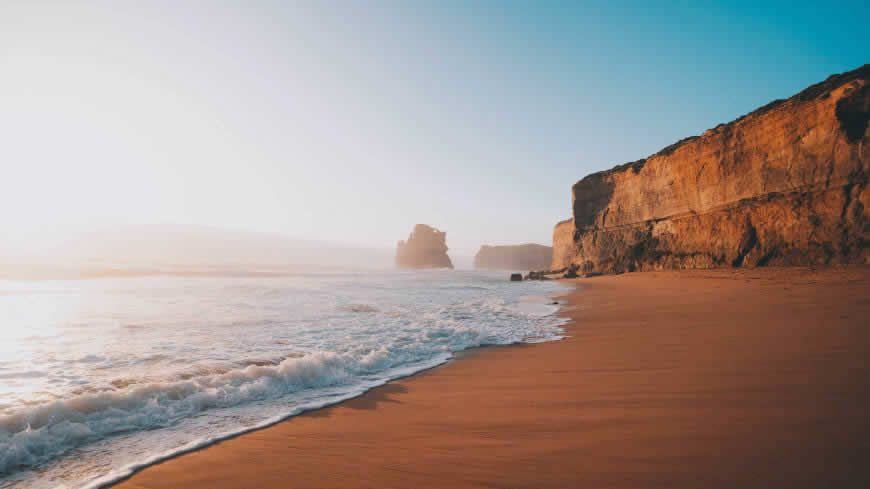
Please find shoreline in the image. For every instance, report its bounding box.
[74,285,571,489]
[114,266,870,489]
[87,352,458,489]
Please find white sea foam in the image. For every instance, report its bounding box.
[0,271,568,488]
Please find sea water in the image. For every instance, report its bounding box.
[0,270,568,489]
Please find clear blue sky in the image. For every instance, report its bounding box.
[1,1,867,256]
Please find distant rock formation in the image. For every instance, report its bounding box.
[553,64,870,274]
[396,224,454,269]
[474,244,552,271]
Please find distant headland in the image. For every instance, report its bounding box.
[473,244,552,271]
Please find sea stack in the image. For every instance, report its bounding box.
[396,224,454,269]
[474,244,553,271]
[552,64,870,275]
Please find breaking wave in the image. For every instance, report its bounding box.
[1,322,558,477]
[0,271,568,488]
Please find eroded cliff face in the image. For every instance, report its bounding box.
[553,64,870,274]
[396,224,454,269]
[473,244,552,271]
[551,219,578,270]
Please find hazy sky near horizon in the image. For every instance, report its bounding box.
[1,1,867,257]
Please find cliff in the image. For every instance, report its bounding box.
[553,64,870,274]
[473,244,552,271]
[396,224,454,269]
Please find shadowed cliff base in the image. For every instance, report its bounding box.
[553,64,870,274]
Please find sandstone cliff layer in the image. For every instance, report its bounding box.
[553,64,870,274]
[473,244,552,271]
[396,224,454,269]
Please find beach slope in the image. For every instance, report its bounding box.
[115,267,870,489]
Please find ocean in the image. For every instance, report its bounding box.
[0,270,568,489]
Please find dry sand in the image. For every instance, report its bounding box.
[114,267,870,489]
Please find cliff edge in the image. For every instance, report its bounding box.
[396,224,454,269]
[553,64,870,274]
[473,244,552,271]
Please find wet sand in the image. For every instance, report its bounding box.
[114,267,870,489]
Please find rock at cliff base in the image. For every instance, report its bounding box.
[396,224,454,269]
[510,273,523,281]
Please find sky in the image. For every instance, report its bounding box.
[0,1,867,259]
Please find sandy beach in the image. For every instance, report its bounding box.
[113,266,870,489]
